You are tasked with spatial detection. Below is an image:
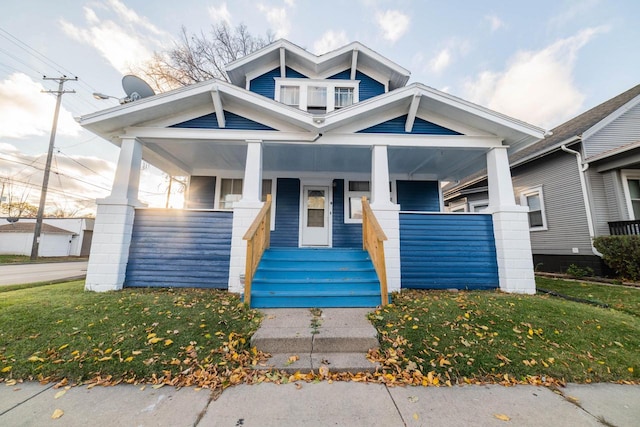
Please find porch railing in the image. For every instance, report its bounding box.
[608,220,640,235]
[242,194,272,307]
[362,197,389,306]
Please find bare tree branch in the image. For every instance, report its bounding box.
[136,23,274,91]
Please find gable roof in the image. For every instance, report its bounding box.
[0,223,75,234]
[444,84,640,194]
[510,84,640,165]
[225,39,411,90]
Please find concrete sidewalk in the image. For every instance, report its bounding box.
[1,382,638,426]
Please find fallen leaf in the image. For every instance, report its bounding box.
[413,413,419,420]
[151,384,165,389]
[408,396,419,403]
[51,409,64,419]
[5,379,17,386]
[54,390,66,399]
[494,414,510,421]
[1,366,11,373]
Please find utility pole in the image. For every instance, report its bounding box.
[30,76,77,260]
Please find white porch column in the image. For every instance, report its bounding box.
[486,147,536,294]
[228,141,264,294]
[369,145,401,293]
[85,137,144,292]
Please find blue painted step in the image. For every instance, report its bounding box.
[249,248,382,308]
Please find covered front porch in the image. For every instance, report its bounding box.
[84,132,537,302]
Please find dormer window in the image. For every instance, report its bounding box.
[280,86,300,107]
[274,78,359,113]
[335,87,354,109]
[307,86,327,113]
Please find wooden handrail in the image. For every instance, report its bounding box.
[242,194,272,307]
[362,197,389,306]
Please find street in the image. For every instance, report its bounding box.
[0,261,87,286]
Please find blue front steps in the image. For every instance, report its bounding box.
[249,248,382,308]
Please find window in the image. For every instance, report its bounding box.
[469,200,489,213]
[520,187,547,230]
[219,179,243,210]
[447,202,467,213]
[307,86,327,113]
[622,171,640,220]
[345,181,370,222]
[219,179,273,210]
[335,87,354,109]
[280,86,299,107]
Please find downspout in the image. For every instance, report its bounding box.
[560,144,603,257]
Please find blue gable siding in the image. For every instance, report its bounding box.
[171,111,275,131]
[400,213,498,290]
[249,67,308,99]
[397,180,440,211]
[328,70,385,101]
[332,179,362,248]
[358,115,461,135]
[271,178,300,247]
[125,209,233,289]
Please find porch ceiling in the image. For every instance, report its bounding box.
[143,138,490,180]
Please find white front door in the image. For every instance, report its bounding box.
[301,186,330,246]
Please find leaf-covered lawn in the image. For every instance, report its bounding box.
[536,277,640,317]
[2,281,639,390]
[0,281,263,389]
[368,290,640,385]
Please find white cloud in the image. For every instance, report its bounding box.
[376,10,410,43]
[259,4,290,38]
[485,14,504,32]
[208,2,232,26]
[60,1,170,74]
[549,0,600,29]
[0,73,80,139]
[464,27,609,128]
[284,0,296,6]
[0,143,116,215]
[429,49,451,74]
[313,30,349,55]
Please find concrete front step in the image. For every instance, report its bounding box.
[251,308,380,373]
[258,352,379,374]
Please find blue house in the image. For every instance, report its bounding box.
[80,39,546,307]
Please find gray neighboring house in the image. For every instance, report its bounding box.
[444,84,640,275]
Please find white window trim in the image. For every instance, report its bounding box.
[447,201,468,213]
[214,176,276,230]
[621,169,640,220]
[344,180,371,224]
[520,186,548,231]
[274,78,359,113]
[469,199,490,213]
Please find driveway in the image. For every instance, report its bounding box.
[0,261,88,286]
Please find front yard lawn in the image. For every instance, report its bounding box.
[1,280,638,389]
[536,277,640,317]
[0,255,88,264]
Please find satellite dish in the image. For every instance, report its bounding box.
[121,75,155,102]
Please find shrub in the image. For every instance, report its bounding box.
[593,235,640,281]
[566,264,594,279]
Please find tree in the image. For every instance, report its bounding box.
[0,178,37,219]
[139,23,273,90]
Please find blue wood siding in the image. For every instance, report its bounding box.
[332,179,362,248]
[397,180,440,211]
[328,70,385,101]
[271,178,300,247]
[400,213,498,290]
[249,67,308,99]
[125,209,233,288]
[171,111,275,131]
[358,115,461,134]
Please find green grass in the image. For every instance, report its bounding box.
[537,277,640,317]
[0,255,88,264]
[370,290,640,384]
[0,281,261,385]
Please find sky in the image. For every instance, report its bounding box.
[1,0,639,216]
